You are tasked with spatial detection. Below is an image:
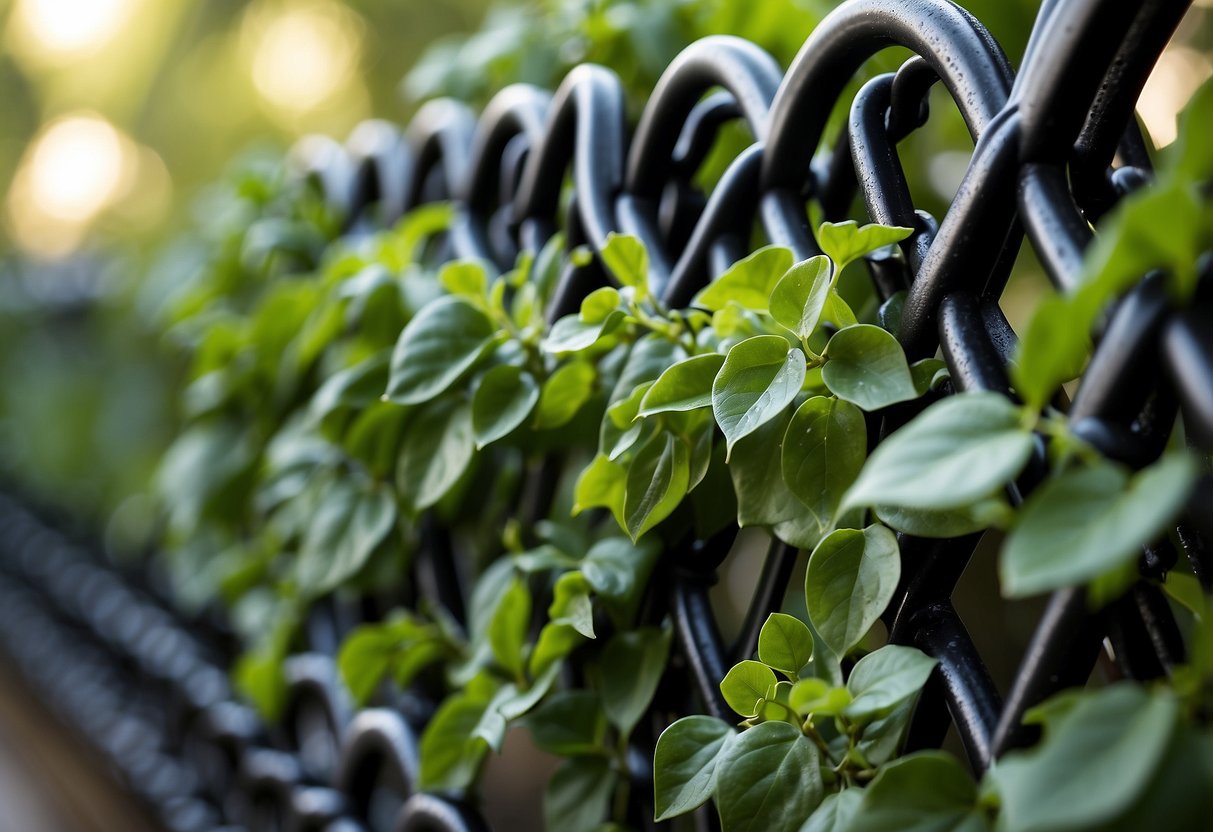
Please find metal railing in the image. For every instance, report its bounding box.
[1,0,1210,829]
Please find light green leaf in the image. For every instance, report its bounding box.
[653,715,735,821]
[729,410,802,528]
[1001,454,1198,597]
[535,361,596,429]
[1012,294,1091,411]
[472,365,539,448]
[573,454,627,530]
[988,685,1178,832]
[788,678,851,717]
[720,660,777,718]
[601,627,671,737]
[639,353,725,416]
[910,357,950,396]
[713,335,806,458]
[715,721,823,832]
[542,309,627,354]
[549,571,595,638]
[609,333,687,405]
[419,690,492,792]
[489,576,530,676]
[693,246,795,313]
[841,393,1033,512]
[758,613,814,676]
[581,536,661,607]
[849,752,988,832]
[822,324,917,411]
[805,526,900,657]
[308,352,391,422]
[385,296,496,404]
[439,259,489,299]
[817,221,913,271]
[601,233,648,291]
[845,644,937,721]
[782,396,866,533]
[769,255,832,340]
[602,381,653,460]
[545,757,617,832]
[396,398,475,511]
[874,503,999,538]
[624,432,690,541]
[581,286,622,323]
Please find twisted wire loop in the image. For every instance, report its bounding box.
[0,0,1210,829]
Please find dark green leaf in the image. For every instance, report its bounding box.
[523,690,606,756]
[472,365,539,448]
[386,296,496,404]
[639,353,725,416]
[842,393,1034,512]
[715,721,823,832]
[845,644,936,722]
[848,752,988,832]
[713,335,806,458]
[545,757,617,832]
[782,396,866,534]
[396,397,475,511]
[805,526,899,657]
[653,715,734,821]
[624,432,690,541]
[601,627,671,737]
[822,325,917,411]
[296,479,396,595]
[800,789,862,832]
[1001,454,1197,597]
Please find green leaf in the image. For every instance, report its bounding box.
[874,503,997,538]
[581,536,661,607]
[396,398,475,511]
[713,336,806,458]
[385,296,496,404]
[782,396,866,533]
[845,644,937,721]
[543,309,627,354]
[909,358,950,396]
[720,660,777,718]
[817,221,913,271]
[769,255,833,340]
[624,432,690,541]
[439,259,489,299]
[693,246,795,312]
[729,409,802,528]
[788,678,851,717]
[472,365,539,448]
[988,685,1178,832]
[581,286,622,323]
[545,757,617,832]
[715,721,823,832]
[822,324,917,411]
[489,576,531,676]
[609,334,687,405]
[805,526,899,657]
[1001,454,1198,597]
[1011,294,1090,410]
[549,571,595,638]
[308,352,391,422]
[602,381,654,460]
[572,454,627,530]
[601,232,648,291]
[653,715,734,821]
[639,353,725,416]
[523,690,606,756]
[800,789,862,832]
[841,393,1034,512]
[419,689,492,792]
[535,361,596,429]
[758,613,814,676]
[600,627,671,737]
[296,479,395,595]
[848,752,988,832]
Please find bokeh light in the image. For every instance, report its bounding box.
[243,0,364,117]
[3,113,168,259]
[9,0,137,59]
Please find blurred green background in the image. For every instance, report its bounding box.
[0,0,1209,525]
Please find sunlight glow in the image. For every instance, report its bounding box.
[1139,46,1213,148]
[244,1,363,116]
[12,0,135,56]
